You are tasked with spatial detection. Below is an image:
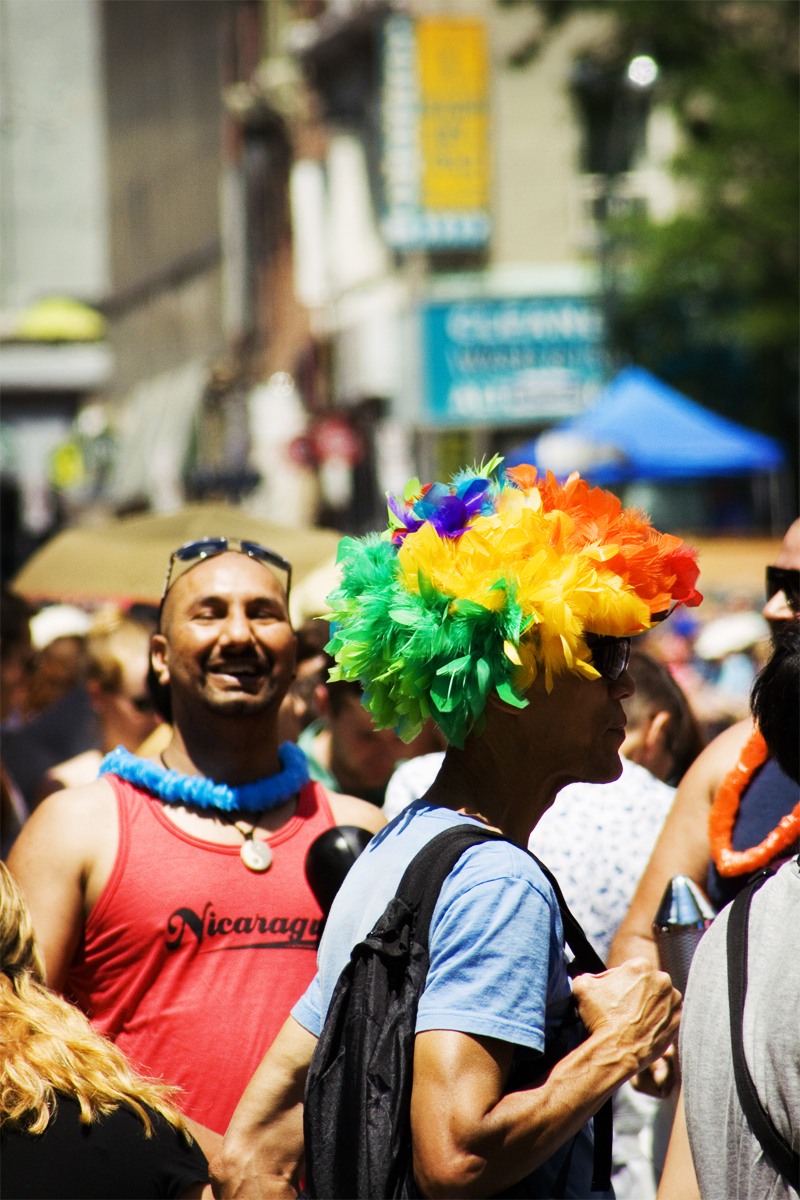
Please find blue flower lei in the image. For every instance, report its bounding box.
[99,742,310,813]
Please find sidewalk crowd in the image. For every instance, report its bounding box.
[1,466,798,1200]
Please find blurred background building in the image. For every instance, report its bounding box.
[1,0,797,578]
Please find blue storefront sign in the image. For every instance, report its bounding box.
[421,297,605,426]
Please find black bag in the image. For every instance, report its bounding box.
[727,866,800,1191]
[302,824,612,1199]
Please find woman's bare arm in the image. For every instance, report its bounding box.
[607,718,753,971]
[183,1119,223,1165]
[657,1087,701,1200]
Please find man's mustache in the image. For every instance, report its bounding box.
[203,650,273,674]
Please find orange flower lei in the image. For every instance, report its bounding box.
[709,729,800,877]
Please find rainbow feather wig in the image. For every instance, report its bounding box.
[326,459,701,748]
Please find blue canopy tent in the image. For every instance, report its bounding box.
[506,366,786,483]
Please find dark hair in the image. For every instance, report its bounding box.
[625,650,705,783]
[146,662,172,724]
[1,589,31,658]
[296,619,331,663]
[326,678,363,718]
[751,622,799,784]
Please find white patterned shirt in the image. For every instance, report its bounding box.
[527,759,675,962]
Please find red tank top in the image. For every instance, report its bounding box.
[65,775,335,1133]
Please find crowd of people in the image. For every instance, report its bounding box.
[0,465,797,1200]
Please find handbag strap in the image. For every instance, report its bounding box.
[726,868,800,1189]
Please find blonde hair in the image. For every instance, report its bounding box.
[0,864,187,1137]
[86,606,153,695]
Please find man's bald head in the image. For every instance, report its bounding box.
[762,518,800,626]
[776,518,800,570]
[160,551,290,637]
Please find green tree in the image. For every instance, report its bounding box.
[504,1,799,483]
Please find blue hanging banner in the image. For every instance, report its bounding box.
[420,296,606,427]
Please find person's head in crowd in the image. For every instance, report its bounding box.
[150,545,296,742]
[0,590,32,724]
[316,678,444,801]
[86,608,161,754]
[621,650,704,784]
[277,619,331,744]
[762,517,800,626]
[0,862,187,1138]
[327,463,701,770]
[24,606,93,719]
[751,620,799,784]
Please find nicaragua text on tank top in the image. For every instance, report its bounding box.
[65,774,336,1133]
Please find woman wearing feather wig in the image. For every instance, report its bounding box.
[214,461,700,1200]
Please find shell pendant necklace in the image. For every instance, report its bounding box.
[223,811,274,872]
[153,755,275,872]
[147,750,305,873]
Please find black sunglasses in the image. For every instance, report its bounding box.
[161,538,293,606]
[586,635,632,680]
[766,566,800,613]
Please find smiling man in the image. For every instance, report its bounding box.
[8,540,384,1135]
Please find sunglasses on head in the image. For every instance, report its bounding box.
[160,538,293,607]
[586,635,632,680]
[765,566,800,613]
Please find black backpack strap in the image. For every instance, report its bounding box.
[393,824,506,947]
[526,851,607,976]
[525,851,612,1192]
[526,850,612,1192]
[726,869,800,1190]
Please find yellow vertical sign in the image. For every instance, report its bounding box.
[416,18,489,213]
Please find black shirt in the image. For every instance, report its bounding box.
[1,1094,209,1199]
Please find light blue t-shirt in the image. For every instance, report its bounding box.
[292,800,610,1199]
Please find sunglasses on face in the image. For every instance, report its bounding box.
[586,635,632,680]
[765,566,800,613]
[161,537,292,608]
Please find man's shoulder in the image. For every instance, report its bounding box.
[453,835,558,903]
[701,717,755,781]
[328,791,387,835]
[31,774,118,824]
[7,775,118,883]
[686,859,800,1007]
[46,750,104,791]
[619,756,675,797]
[387,808,557,908]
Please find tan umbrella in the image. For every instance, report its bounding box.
[12,503,342,607]
[288,555,343,627]
[688,536,782,594]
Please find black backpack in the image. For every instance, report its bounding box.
[302,824,613,1199]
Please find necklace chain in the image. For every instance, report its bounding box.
[218,810,263,841]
